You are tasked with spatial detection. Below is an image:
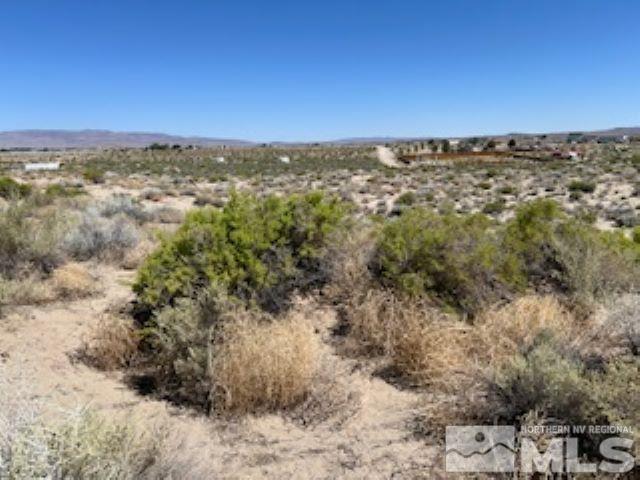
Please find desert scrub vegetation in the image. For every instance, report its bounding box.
[138,288,319,413]
[0,200,66,277]
[567,179,597,193]
[134,190,348,315]
[126,191,347,413]
[0,364,188,480]
[79,314,141,371]
[371,199,640,316]
[0,176,32,199]
[63,205,141,261]
[68,145,379,179]
[210,309,318,413]
[372,207,523,316]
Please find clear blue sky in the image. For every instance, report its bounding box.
[1,0,639,141]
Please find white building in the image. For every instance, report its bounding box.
[25,162,60,171]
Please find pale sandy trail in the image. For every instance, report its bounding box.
[0,266,438,479]
[376,145,403,168]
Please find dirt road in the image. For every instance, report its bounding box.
[375,145,402,168]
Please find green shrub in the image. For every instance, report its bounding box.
[373,208,523,315]
[485,337,638,460]
[481,198,506,215]
[491,337,598,426]
[44,183,86,198]
[504,199,639,303]
[134,191,348,315]
[568,179,596,193]
[0,177,31,199]
[553,223,639,305]
[594,358,640,445]
[146,295,215,409]
[497,185,517,195]
[373,200,639,316]
[82,166,105,184]
[395,191,417,206]
[142,288,318,414]
[0,201,64,277]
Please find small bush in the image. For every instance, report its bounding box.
[98,195,150,223]
[3,408,167,479]
[82,166,105,184]
[64,209,140,261]
[490,337,598,426]
[395,191,417,206]
[504,199,639,303]
[602,294,640,355]
[473,295,613,372]
[481,198,506,215]
[50,262,97,299]
[0,275,55,306]
[553,223,639,307]
[498,185,517,195]
[373,208,522,316]
[143,288,318,413]
[211,311,318,414]
[0,366,172,479]
[80,315,140,370]
[134,191,348,315]
[324,221,378,302]
[594,358,640,446]
[0,201,64,277]
[145,295,215,408]
[0,177,31,199]
[568,179,596,193]
[44,183,85,198]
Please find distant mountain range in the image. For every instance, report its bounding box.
[0,129,254,149]
[0,127,638,149]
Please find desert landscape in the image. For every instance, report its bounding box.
[2,1,639,477]
[0,133,639,478]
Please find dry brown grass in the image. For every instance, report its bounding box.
[210,311,319,414]
[50,262,97,299]
[324,222,377,302]
[343,292,605,391]
[344,289,477,389]
[475,296,576,360]
[390,315,478,390]
[0,274,55,306]
[80,315,140,370]
[474,295,609,365]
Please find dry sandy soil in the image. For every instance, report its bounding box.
[0,265,441,479]
[375,146,402,168]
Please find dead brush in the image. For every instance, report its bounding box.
[344,289,479,390]
[323,222,378,302]
[389,314,479,390]
[473,295,608,365]
[210,310,319,414]
[50,262,98,300]
[79,315,140,370]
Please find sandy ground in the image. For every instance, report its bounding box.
[0,265,441,479]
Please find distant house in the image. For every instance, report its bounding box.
[25,162,60,171]
[279,156,291,164]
